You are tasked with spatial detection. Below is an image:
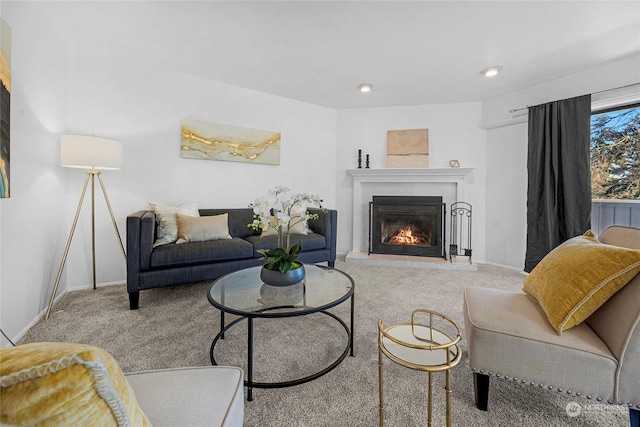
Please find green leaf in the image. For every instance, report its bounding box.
[288,241,302,257]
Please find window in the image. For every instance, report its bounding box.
[590,104,640,200]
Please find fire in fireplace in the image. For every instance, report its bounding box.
[388,226,427,245]
[369,196,445,258]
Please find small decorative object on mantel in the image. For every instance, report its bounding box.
[249,186,323,286]
[449,159,460,168]
[387,128,429,168]
[366,154,370,169]
[357,149,362,169]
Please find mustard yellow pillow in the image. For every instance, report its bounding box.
[175,213,232,244]
[523,230,640,334]
[0,342,151,427]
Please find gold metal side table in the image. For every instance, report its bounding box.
[378,309,462,427]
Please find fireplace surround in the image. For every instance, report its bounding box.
[346,168,475,270]
[348,168,472,252]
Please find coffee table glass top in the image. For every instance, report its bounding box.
[208,264,354,317]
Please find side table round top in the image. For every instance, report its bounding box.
[379,309,462,372]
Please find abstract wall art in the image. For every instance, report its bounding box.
[181,118,280,165]
[387,128,429,169]
[0,18,11,198]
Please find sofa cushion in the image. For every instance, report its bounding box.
[150,238,254,268]
[245,233,327,257]
[149,201,199,247]
[126,366,244,427]
[176,213,232,244]
[523,230,640,334]
[199,208,258,239]
[0,342,150,427]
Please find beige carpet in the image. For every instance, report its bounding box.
[21,259,630,426]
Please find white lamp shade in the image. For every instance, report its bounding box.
[60,135,122,170]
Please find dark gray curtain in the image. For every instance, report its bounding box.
[524,94,592,273]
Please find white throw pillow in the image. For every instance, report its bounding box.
[176,213,232,244]
[148,201,199,247]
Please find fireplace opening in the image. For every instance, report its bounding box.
[369,196,445,258]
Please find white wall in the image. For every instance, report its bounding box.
[2,1,638,345]
[484,123,528,269]
[0,4,69,346]
[61,54,337,289]
[336,103,487,261]
[0,3,337,345]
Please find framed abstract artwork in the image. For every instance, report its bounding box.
[180,118,280,165]
[387,128,429,168]
[1,18,11,198]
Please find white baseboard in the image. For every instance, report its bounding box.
[2,281,125,348]
[66,280,124,292]
[482,261,528,275]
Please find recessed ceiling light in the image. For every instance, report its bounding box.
[357,83,373,93]
[481,66,503,77]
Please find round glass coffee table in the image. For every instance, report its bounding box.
[207,264,355,401]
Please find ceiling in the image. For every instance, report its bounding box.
[32,1,640,109]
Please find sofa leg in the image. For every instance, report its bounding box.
[129,292,139,310]
[328,261,335,268]
[473,372,490,411]
[630,408,639,427]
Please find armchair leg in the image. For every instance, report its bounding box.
[630,408,639,427]
[129,292,139,310]
[473,373,490,411]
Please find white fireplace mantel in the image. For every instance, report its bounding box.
[347,167,474,180]
[347,168,474,253]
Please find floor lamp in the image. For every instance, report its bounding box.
[45,135,127,320]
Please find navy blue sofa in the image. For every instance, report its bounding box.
[126,207,337,309]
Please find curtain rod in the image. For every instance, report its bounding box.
[508,82,640,114]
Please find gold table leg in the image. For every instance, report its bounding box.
[427,371,433,427]
[378,336,384,426]
[445,369,452,427]
[378,312,461,427]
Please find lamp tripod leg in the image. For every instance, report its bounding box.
[96,172,126,263]
[45,173,91,320]
[91,173,96,289]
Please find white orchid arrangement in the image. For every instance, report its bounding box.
[249,185,323,272]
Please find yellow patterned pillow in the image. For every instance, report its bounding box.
[523,230,640,334]
[0,342,151,427]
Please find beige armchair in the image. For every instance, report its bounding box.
[0,342,244,426]
[463,225,640,427]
